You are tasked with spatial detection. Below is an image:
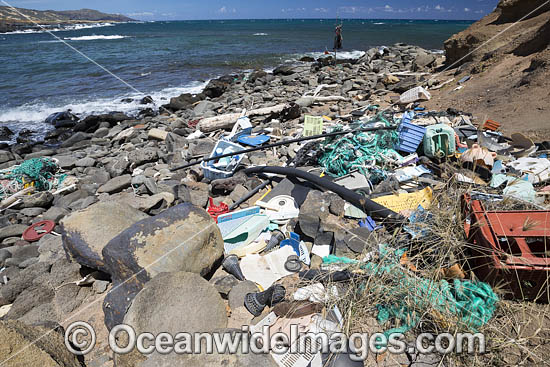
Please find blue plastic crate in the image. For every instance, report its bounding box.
[396,120,427,154]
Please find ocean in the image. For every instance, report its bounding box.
[0,19,473,139]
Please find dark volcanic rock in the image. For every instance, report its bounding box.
[60,201,148,272]
[0,126,14,141]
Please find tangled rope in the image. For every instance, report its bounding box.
[323,246,498,338]
[318,113,400,179]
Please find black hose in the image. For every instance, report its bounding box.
[243,166,404,222]
[170,125,397,172]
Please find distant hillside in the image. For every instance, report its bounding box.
[0,6,133,32]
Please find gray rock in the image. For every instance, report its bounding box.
[211,274,239,296]
[193,100,220,116]
[298,190,331,239]
[0,224,27,241]
[128,148,158,166]
[105,157,130,176]
[102,203,224,329]
[0,262,51,305]
[0,320,81,367]
[414,51,436,70]
[42,206,70,222]
[60,131,90,148]
[18,257,39,268]
[93,279,110,294]
[74,157,95,167]
[131,174,146,186]
[37,234,64,264]
[54,189,89,209]
[228,280,258,310]
[93,127,110,138]
[97,174,132,194]
[54,155,77,169]
[60,201,148,272]
[15,192,53,209]
[116,272,228,367]
[229,184,249,203]
[9,244,39,259]
[0,150,14,164]
[20,207,46,217]
[0,249,12,266]
[144,177,158,194]
[4,257,23,267]
[80,167,111,185]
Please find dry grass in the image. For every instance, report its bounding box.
[305,178,550,366]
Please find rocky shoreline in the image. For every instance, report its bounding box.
[2,41,517,367]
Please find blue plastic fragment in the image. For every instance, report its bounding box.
[414,107,425,111]
[396,119,427,154]
[359,216,382,232]
[280,232,301,255]
[237,135,270,147]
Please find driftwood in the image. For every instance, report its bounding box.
[198,104,287,132]
[0,186,35,209]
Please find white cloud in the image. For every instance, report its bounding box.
[218,6,227,14]
[314,7,329,13]
[464,7,471,12]
[434,5,443,10]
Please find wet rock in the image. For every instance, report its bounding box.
[0,320,81,367]
[60,201,148,272]
[115,271,228,367]
[203,78,231,98]
[97,174,132,194]
[0,126,13,141]
[102,203,223,329]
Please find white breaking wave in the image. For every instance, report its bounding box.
[253,33,268,36]
[63,35,128,41]
[302,50,366,60]
[373,22,385,25]
[0,22,115,35]
[0,80,209,129]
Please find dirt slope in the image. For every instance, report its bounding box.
[425,0,550,135]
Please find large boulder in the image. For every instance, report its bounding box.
[60,201,149,272]
[0,320,81,367]
[115,271,228,367]
[102,203,223,329]
[165,93,204,111]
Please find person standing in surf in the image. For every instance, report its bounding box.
[334,25,343,50]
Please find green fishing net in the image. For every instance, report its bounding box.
[318,113,401,179]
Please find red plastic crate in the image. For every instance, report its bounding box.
[462,194,550,301]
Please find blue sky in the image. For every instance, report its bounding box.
[4,0,499,20]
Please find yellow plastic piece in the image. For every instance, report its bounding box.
[255,188,272,204]
[372,187,433,212]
